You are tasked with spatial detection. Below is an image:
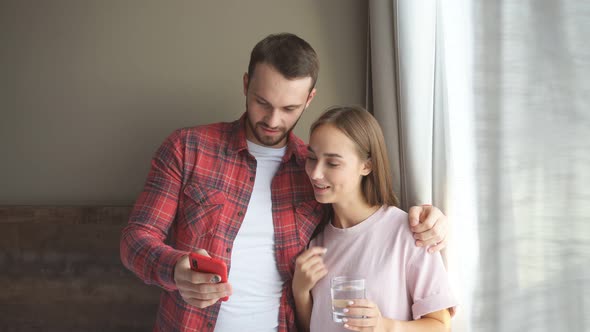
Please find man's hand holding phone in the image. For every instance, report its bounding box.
[173,249,232,308]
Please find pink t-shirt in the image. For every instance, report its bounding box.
[309,205,457,331]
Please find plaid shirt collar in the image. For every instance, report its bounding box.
[226,112,307,167]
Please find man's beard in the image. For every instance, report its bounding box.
[246,111,300,147]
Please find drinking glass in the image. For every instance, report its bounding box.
[330,276,366,323]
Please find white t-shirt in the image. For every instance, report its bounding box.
[214,141,286,332]
[309,205,457,332]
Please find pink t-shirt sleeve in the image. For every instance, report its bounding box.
[407,249,457,320]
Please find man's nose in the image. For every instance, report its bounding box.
[265,109,280,128]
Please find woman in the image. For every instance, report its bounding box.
[293,105,457,331]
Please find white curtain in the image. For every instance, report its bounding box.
[368,0,589,331]
[472,1,590,331]
[368,0,477,330]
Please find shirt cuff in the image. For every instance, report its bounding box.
[412,292,458,320]
[156,247,189,291]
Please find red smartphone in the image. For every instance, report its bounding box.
[188,252,229,301]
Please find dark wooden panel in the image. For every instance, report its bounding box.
[0,206,132,225]
[0,303,157,332]
[0,206,161,331]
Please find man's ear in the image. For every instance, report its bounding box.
[361,158,372,176]
[305,88,317,108]
[243,72,249,96]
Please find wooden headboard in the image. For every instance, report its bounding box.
[0,206,161,331]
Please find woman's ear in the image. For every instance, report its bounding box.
[361,158,372,176]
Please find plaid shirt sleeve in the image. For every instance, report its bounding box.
[120,129,188,291]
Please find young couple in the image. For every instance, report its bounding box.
[121,32,456,332]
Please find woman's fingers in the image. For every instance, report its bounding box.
[296,246,327,264]
[295,247,327,280]
[343,317,379,331]
[340,299,381,331]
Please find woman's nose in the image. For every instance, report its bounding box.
[309,164,323,180]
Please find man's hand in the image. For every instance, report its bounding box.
[173,249,232,308]
[408,205,448,253]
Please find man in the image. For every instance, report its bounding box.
[120,33,448,332]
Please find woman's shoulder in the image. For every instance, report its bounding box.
[381,205,407,217]
[376,205,417,247]
[379,205,409,229]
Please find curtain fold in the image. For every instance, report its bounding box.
[368,0,438,211]
[368,0,477,331]
[367,0,403,206]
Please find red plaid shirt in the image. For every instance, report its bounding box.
[120,113,323,331]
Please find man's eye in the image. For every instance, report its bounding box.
[328,163,339,167]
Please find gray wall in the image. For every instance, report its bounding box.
[0,0,368,205]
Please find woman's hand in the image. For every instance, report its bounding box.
[341,299,392,332]
[292,246,328,296]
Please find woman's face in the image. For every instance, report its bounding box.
[305,124,371,205]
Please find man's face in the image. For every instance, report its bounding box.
[243,63,316,148]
